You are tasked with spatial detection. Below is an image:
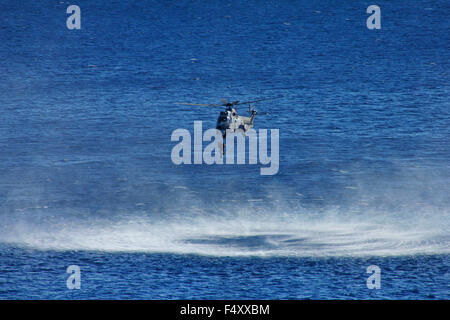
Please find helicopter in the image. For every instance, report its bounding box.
[174,96,282,139]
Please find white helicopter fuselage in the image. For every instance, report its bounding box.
[216,107,256,137]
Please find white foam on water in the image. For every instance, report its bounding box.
[1,206,448,257]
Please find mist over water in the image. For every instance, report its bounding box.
[1,163,448,257]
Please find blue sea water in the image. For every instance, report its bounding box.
[0,0,449,299]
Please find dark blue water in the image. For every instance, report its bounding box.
[0,0,449,299]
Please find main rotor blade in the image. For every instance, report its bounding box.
[235,95,283,106]
[174,102,222,107]
[175,95,283,108]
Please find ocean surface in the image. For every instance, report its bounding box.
[0,0,449,299]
